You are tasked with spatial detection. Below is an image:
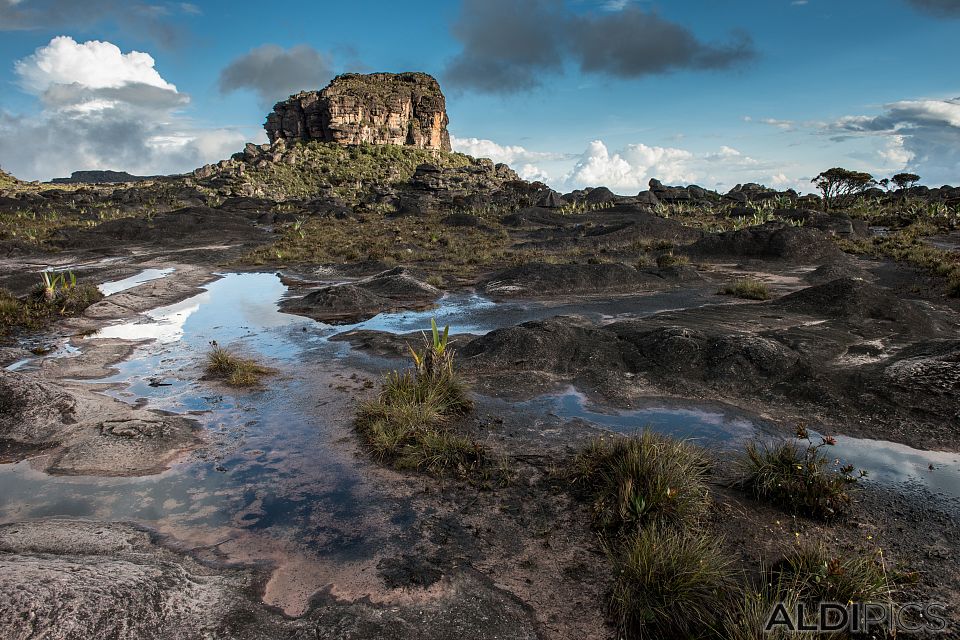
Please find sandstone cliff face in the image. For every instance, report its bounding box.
[265,72,451,152]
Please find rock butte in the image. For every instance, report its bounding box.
[265,72,452,152]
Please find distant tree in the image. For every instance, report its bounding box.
[811,168,876,211]
[891,172,920,199]
[878,178,890,192]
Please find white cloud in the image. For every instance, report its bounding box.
[518,163,550,182]
[1,36,251,180]
[878,135,913,168]
[559,139,775,192]
[450,135,567,165]
[827,96,960,184]
[15,36,177,95]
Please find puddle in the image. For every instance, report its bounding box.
[530,388,960,500]
[520,387,775,448]
[98,267,175,295]
[3,270,957,614]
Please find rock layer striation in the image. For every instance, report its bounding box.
[265,72,451,151]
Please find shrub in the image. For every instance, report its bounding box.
[608,525,733,640]
[355,320,481,474]
[718,278,770,300]
[205,341,273,387]
[570,431,711,534]
[736,425,861,519]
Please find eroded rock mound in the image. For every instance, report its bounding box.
[265,72,451,151]
[775,278,933,329]
[689,221,841,261]
[0,370,76,459]
[282,267,440,324]
[481,262,691,297]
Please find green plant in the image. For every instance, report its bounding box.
[722,572,816,640]
[656,252,690,268]
[607,525,733,640]
[777,541,893,606]
[811,168,876,211]
[356,320,481,474]
[718,278,770,300]
[570,431,711,535]
[736,424,862,519]
[205,341,273,387]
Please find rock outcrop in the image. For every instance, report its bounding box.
[265,72,451,151]
[51,170,151,184]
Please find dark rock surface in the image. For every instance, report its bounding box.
[480,262,696,297]
[51,170,153,184]
[688,221,842,261]
[282,267,440,324]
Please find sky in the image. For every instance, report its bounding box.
[0,0,958,194]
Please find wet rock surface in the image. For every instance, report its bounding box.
[0,369,201,474]
[462,277,960,448]
[0,520,542,640]
[281,267,441,324]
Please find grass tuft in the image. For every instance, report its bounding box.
[656,252,690,268]
[718,278,770,300]
[722,572,816,640]
[570,431,711,535]
[205,341,273,387]
[607,525,733,640]
[777,541,893,605]
[355,320,482,474]
[736,429,859,519]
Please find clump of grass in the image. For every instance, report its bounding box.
[722,573,816,640]
[425,274,445,288]
[777,541,893,606]
[736,424,862,519]
[607,525,733,640]
[656,252,690,268]
[570,431,711,535]
[355,320,482,474]
[718,278,770,300]
[205,341,273,387]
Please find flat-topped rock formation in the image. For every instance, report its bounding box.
[265,72,451,151]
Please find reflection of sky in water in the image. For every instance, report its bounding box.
[524,387,778,448]
[2,269,958,597]
[530,388,960,500]
[98,267,175,296]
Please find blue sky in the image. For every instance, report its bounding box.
[1,0,958,192]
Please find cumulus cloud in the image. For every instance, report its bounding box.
[219,44,334,107]
[450,135,569,165]
[905,0,960,16]
[15,36,177,95]
[0,36,250,181]
[827,97,960,184]
[0,0,197,46]
[444,0,755,93]
[560,139,774,192]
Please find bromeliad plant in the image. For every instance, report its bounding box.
[407,318,454,381]
[38,270,76,302]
